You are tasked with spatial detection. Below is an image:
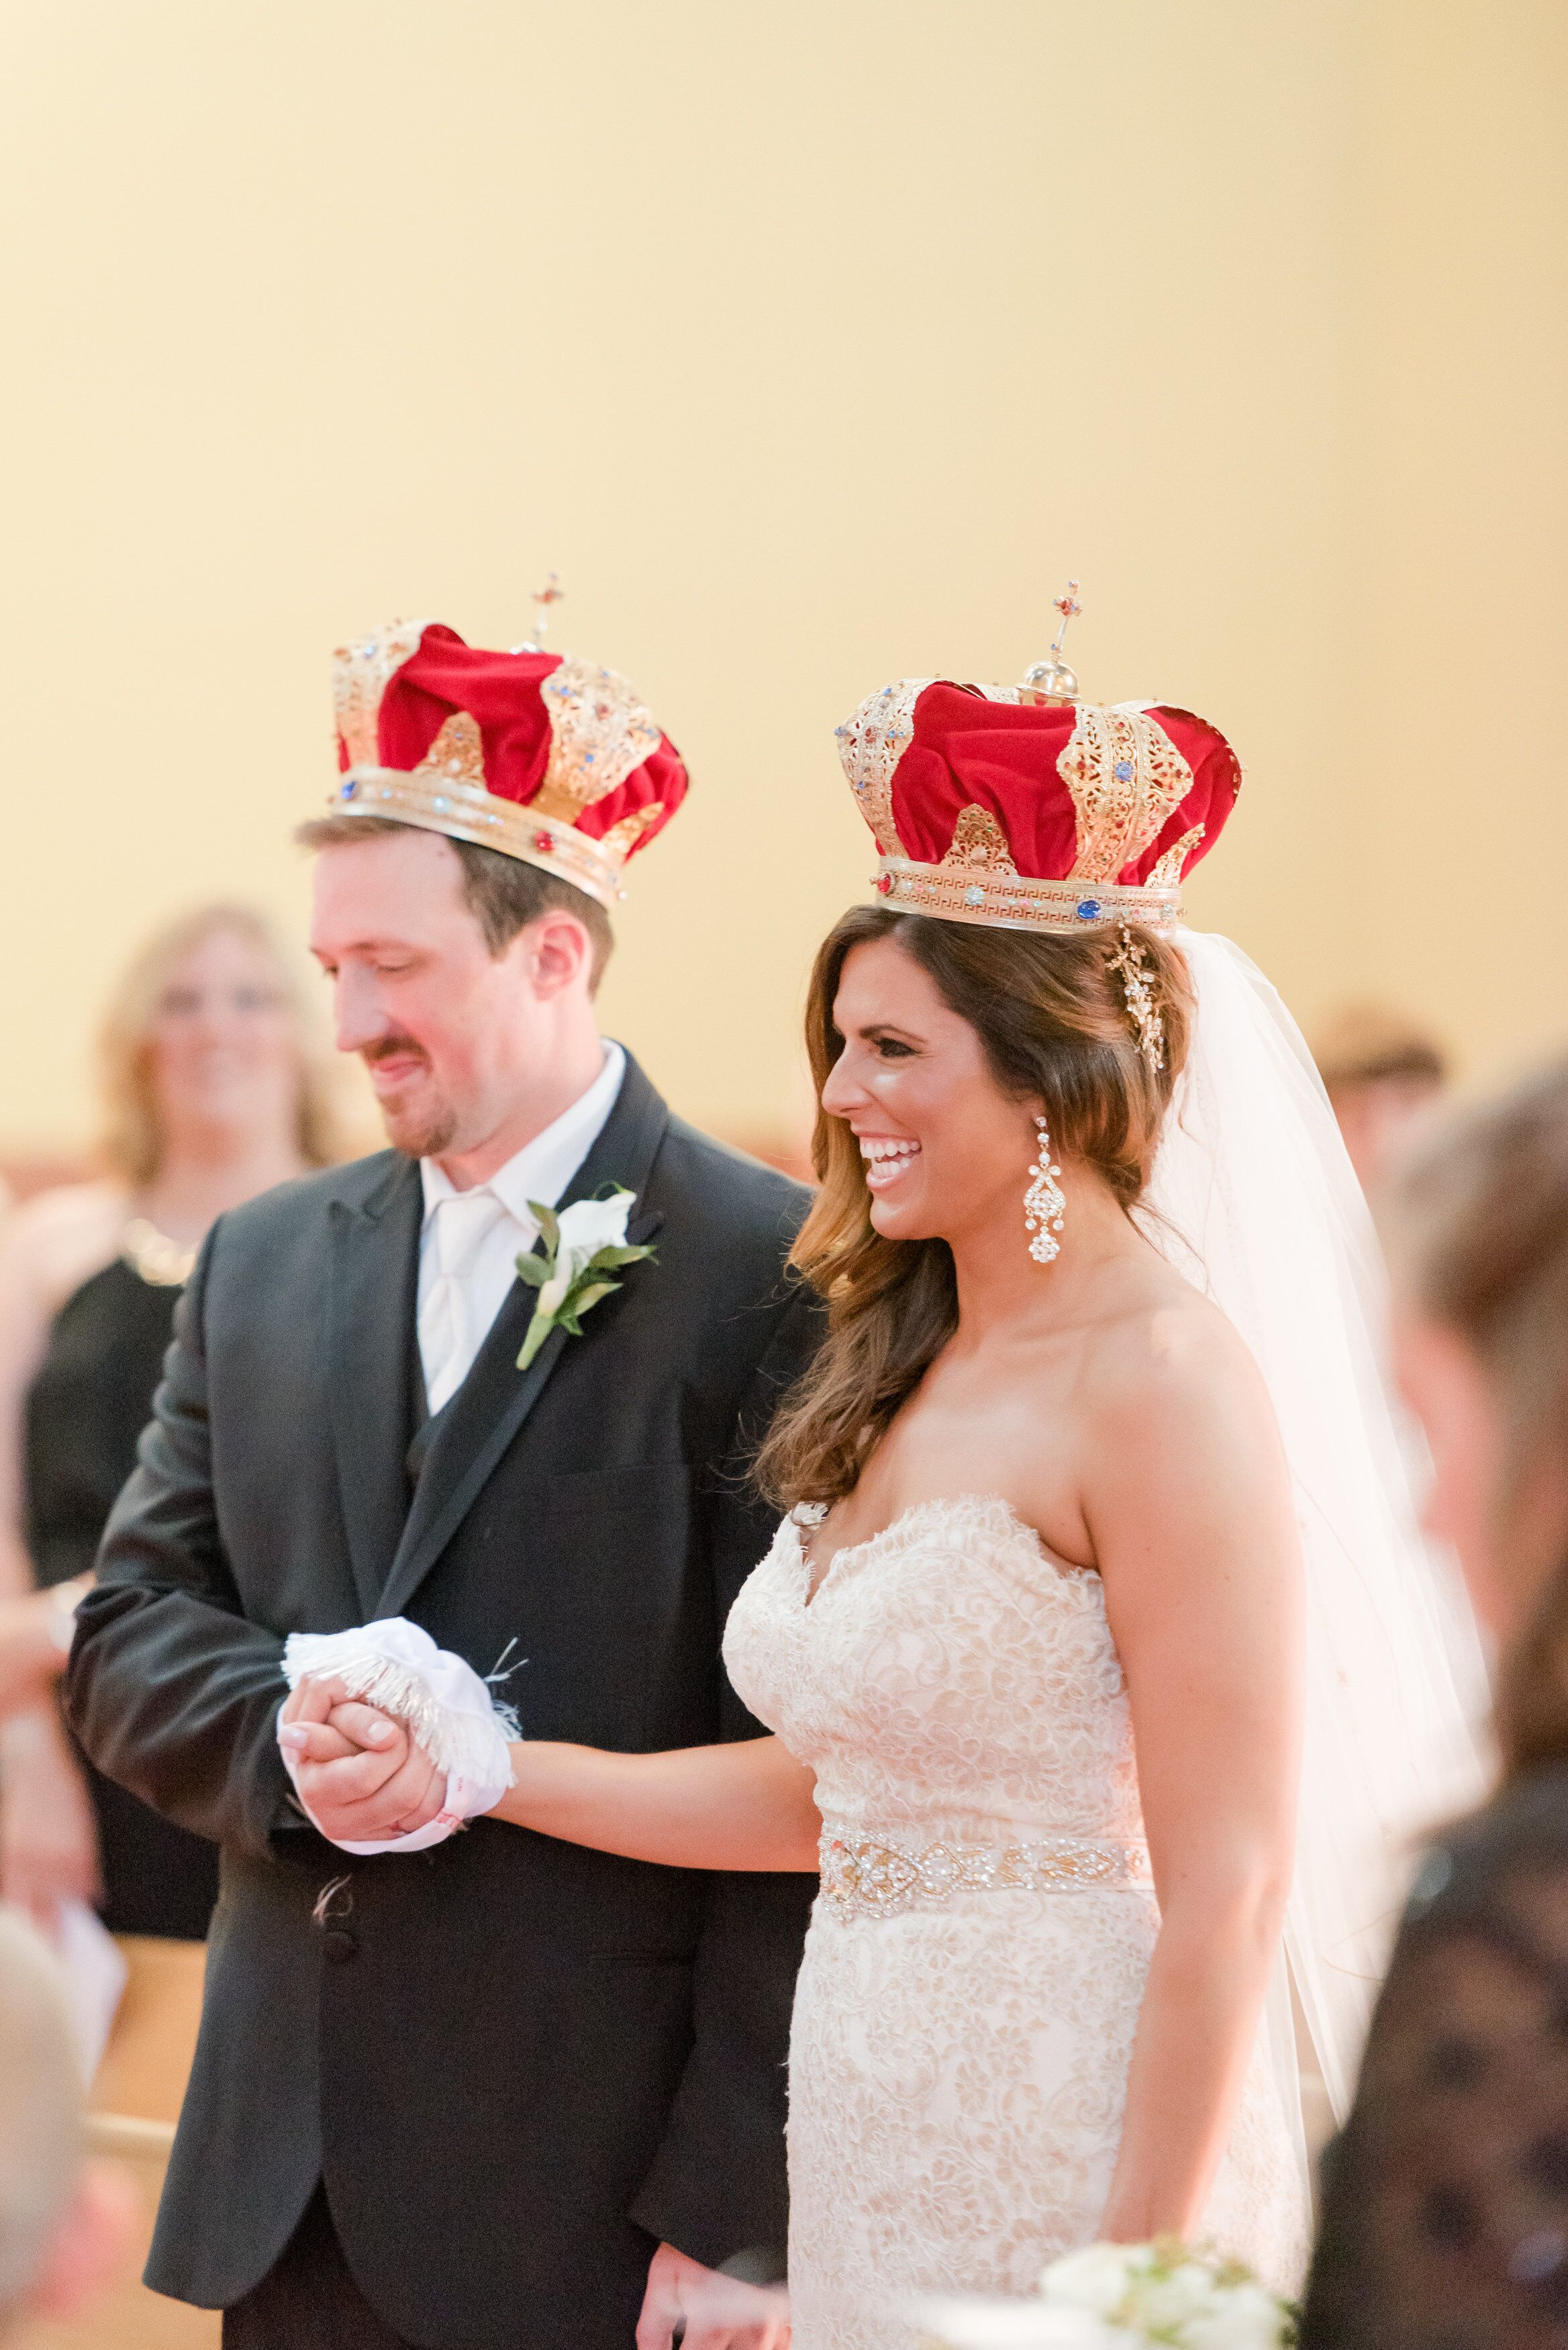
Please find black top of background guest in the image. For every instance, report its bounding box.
[26,1259,218,1940]
[65,1053,822,2350]
[1300,1757,1568,2350]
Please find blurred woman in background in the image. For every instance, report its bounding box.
[0,904,343,1940]
[1300,1058,1568,2347]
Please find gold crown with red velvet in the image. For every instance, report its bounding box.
[836,588,1241,935]
[329,607,687,910]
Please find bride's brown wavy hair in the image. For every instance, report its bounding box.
[754,906,1193,1510]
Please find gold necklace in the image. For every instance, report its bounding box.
[121,1217,199,1288]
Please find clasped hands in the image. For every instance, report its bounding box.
[277,1678,448,1845]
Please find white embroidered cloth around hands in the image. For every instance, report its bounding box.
[280,1617,518,1856]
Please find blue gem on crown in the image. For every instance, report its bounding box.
[339,780,358,801]
[1113,758,1134,783]
[1075,898,1103,921]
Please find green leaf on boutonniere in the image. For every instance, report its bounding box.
[567,1278,622,1318]
[513,1187,657,1373]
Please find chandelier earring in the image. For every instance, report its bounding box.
[1024,1115,1066,1266]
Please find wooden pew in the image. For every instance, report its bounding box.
[17,1936,219,2349]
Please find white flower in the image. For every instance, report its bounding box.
[1040,2244,1143,2316]
[536,1272,571,1319]
[1127,2265,1217,2334]
[1039,2245,1291,2350]
[1180,2284,1293,2349]
[516,1186,652,1372]
[552,1190,634,1280]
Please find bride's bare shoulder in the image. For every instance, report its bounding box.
[1075,1258,1279,1469]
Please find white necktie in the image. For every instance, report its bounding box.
[419,1188,509,1415]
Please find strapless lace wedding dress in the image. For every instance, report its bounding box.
[722,1495,1308,2350]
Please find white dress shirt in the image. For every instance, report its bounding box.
[416,1042,626,1415]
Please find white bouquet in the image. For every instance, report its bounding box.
[1040,2241,1295,2348]
[910,2245,1296,2350]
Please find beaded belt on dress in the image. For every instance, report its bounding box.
[818,1827,1153,1919]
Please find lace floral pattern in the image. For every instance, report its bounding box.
[723,1496,1308,2350]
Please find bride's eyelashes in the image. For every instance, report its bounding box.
[867,1032,918,1060]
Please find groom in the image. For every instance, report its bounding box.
[65,621,819,2350]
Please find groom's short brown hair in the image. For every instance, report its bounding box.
[297,814,614,991]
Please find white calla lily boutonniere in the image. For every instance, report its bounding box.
[514,1188,657,1371]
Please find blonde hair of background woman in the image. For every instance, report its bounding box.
[96,902,348,1186]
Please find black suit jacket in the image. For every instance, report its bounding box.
[66,1056,821,2350]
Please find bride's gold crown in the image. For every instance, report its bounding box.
[836,586,1241,934]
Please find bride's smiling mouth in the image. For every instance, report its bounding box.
[858,1133,922,1194]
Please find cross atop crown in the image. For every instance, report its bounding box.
[1019,577,1084,704]
[529,571,565,649]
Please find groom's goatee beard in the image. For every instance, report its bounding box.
[361,1037,456,1161]
[385,1102,458,1160]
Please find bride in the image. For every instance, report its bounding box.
[283,634,1486,2345]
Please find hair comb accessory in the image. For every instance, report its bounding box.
[1107,925,1166,1073]
[327,593,687,907]
[835,585,1240,936]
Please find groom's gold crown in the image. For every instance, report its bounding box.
[330,617,688,909]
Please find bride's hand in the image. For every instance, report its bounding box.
[278,1677,448,1839]
[637,2243,790,2350]
[324,1696,412,1760]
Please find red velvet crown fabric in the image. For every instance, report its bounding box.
[889,684,1239,886]
[338,623,687,854]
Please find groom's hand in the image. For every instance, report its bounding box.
[278,1677,448,1842]
[637,2244,790,2350]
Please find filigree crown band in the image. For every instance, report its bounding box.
[330,767,625,908]
[873,857,1182,935]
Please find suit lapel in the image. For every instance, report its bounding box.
[327,1156,425,1618]
[375,1053,671,1621]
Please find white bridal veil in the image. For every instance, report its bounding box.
[1141,929,1491,2137]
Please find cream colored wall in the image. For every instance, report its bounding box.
[1,0,1563,1159]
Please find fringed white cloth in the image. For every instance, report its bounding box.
[280,1618,518,1855]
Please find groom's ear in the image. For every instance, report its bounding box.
[448,837,615,992]
[512,906,599,1004]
